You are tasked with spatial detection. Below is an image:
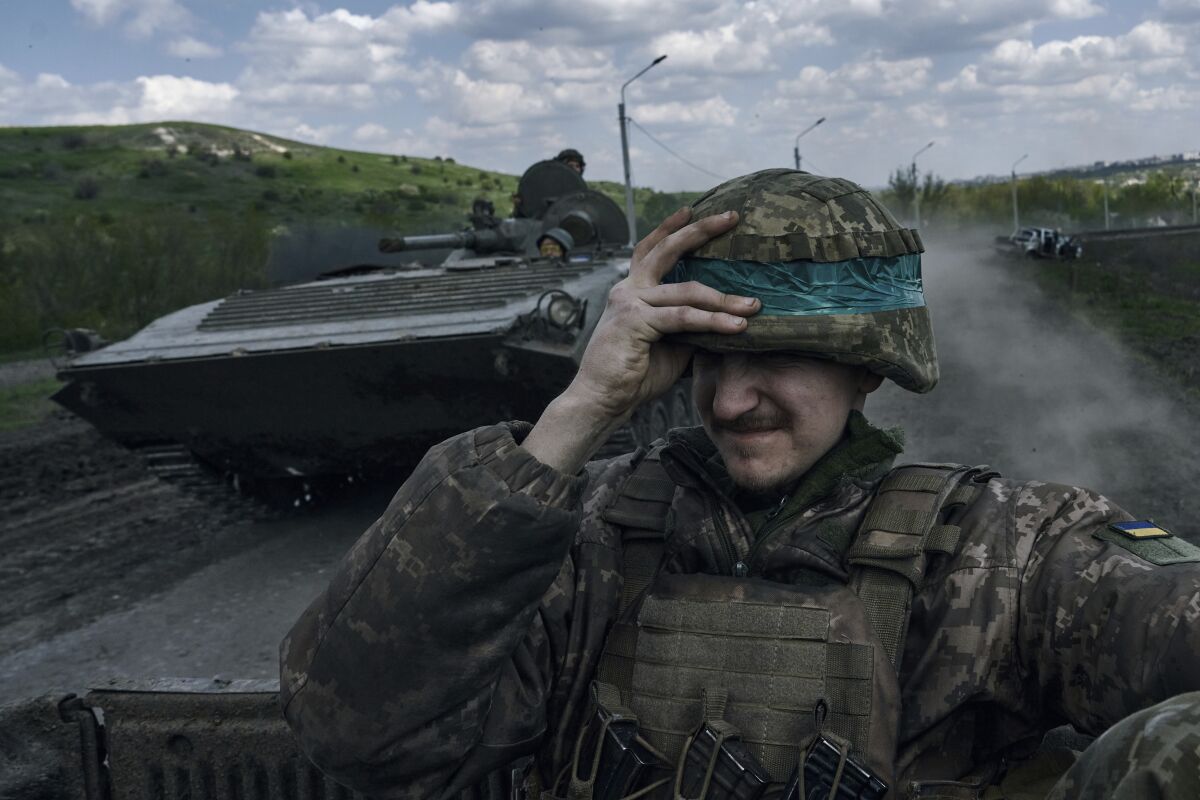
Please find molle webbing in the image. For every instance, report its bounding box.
[848,465,983,669]
[598,449,676,694]
[627,593,874,780]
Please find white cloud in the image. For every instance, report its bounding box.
[135,75,238,117]
[240,81,376,110]
[292,123,345,144]
[233,5,461,110]
[635,97,737,127]
[354,123,391,142]
[425,114,521,141]
[777,56,934,101]
[465,40,616,84]
[978,22,1186,86]
[649,25,777,76]
[166,36,223,59]
[70,0,192,38]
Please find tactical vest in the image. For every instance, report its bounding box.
[588,446,987,796]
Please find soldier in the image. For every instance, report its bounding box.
[280,170,1200,800]
[556,148,586,176]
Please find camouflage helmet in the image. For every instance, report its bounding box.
[665,168,937,393]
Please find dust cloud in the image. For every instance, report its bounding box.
[867,231,1200,533]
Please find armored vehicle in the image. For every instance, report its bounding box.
[51,159,694,502]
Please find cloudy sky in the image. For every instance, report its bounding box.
[2,0,1197,191]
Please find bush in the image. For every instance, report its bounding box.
[406,198,427,212]
[192,149,220,167]
[282,150,292,160]
[351,164,359,173]
[166,144,179,158]
[391,155,400,165]
[41,162,63,180]
[233,147,252,162]
[261,189,281,202]
[0,209,270,353]
[137,159,167,179]
[337,155,346,164]
[410,164,422,175]
[73,177,100,200]
[61,133,87,150]
[255,164,277,179]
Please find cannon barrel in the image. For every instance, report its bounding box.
[378,231,477,253]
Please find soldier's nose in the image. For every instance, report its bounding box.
[709,357,760,424]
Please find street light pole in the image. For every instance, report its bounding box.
[911,141,934,230]
[1103,179,1110,230]
[619,54,667,247]
[793,116,825,171]
[1010,154,1027,234]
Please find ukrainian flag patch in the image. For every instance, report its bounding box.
[1108,520,1172,539]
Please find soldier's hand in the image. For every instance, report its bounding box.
[523,208,759,473]
[571,207,758,417]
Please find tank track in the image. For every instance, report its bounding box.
[132,443,281,520]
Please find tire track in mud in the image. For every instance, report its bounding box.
[868,235,1200,533]
[0,413,260,658]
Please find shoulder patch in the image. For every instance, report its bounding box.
[1108,520,1171,539]
[1094,521,1200,566]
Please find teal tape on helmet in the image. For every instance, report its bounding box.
[665,253,926,316]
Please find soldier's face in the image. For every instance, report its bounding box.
[691,352,882,493]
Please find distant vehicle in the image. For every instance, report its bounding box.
[994,227,1083,260]
[50,159,694,505]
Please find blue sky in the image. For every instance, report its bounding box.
[1,0,1197,191]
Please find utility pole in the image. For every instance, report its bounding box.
[1193,179,1197,224]
[619,55,667,248]
[1103,179,1110,230]
[793,117,825,171]
[911,141,934,230]
[1011,154,1027,234]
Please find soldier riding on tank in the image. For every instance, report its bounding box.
[281,169,1200,800]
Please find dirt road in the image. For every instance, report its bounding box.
[1,237,1197,701]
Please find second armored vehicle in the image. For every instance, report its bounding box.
[994,226,1083,260]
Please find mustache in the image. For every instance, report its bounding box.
[714,411,790,433]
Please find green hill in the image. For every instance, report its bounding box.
[0,122,698,355]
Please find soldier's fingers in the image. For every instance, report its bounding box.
[642,304,750,336]
[639,282,760,316]
[632,207,692,264]
[636,211,739,286]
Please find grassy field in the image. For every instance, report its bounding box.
[0,121,699,356]
[1028,249,1200,392]
[0,377,59,431]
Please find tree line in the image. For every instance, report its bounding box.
[879,167,1198,231]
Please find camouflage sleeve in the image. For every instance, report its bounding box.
[1016,481,1200,735]
[279,422,589,800]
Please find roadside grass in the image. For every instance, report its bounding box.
[0,348,44,365]
[1036,260,1200,340]
[1031,257,1200,389]
[0,377,61,432]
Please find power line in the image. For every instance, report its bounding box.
[798,155,825,175]
[626,117,727,181]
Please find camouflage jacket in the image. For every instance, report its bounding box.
[280,420,1200,799]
